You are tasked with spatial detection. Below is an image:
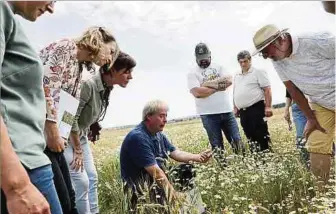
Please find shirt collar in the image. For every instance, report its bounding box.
[240,66,254,75]
[289,32,299,57]
[140,121,159,140]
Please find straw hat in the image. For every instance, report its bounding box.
[252,24,289,56]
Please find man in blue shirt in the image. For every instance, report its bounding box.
[120,99,212,212]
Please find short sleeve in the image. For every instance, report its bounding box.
[309,32,335,59]
[0,2,14,68]
[162,134,176,154]
[128,134,157,168]
[285,89,291,99]
[187,71,200,90]
[256,69,270,88]
[272,61,289,82]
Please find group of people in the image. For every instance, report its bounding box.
[1,1,335,214]
[1,1,136,214]
[119,3,335,214]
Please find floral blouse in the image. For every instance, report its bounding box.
[40,39,89,122]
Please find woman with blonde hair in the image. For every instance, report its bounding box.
[40,26,119,214]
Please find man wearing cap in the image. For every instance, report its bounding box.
[252,24,335,184]
[233,50,272,152]
[187,42,244,155]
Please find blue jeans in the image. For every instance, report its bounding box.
[292,103,309,166]
[200,112,243,152]
[1,164,63,214]
[64,135,99,214]
[29,165,63,214]
[292,103,307,147]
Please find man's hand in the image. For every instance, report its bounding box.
[284,109,290,122]
[201,76,232,91]
[195,150,212,163]
[264,107,273,117]
[284,109,292,131]
[6,182,50,214]
[45,121,65,152]
[304,117,327,140]
[169,190,186,205]
[46,136,65,153]
[70,148,84,172]
[234,106,240,118]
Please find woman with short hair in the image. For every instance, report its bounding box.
[64,51,136,214]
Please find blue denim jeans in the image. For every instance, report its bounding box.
[200,112,243,152]
[292,103,307,147]
[1,164,63,214]
[291,103,309,167]
[28,164,63,214]
[64,135,99,214]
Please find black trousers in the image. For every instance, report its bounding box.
[239,101,271,152]
[44,148,79,214]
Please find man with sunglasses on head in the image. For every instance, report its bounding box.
[252,24,335,185]
[0,1,62,214]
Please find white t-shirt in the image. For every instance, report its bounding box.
[272,31,335,110]
[187,62,233,115]
[233,67,270,109]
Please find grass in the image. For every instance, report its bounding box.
[91,108,335,214]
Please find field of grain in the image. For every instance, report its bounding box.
[91,108,335,214]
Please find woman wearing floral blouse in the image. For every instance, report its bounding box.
[40,26,119,214]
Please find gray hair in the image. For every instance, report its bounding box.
[142,99,169,121]
[237,50,251,61]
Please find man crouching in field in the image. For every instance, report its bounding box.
[120,99,212,213]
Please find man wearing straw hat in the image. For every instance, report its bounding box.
[252,24,335,184]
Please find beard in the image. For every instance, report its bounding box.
[197,59,211,68]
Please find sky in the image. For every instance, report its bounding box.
[18,1,335,127]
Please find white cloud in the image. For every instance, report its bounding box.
[19,1,335,127]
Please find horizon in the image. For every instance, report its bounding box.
[18,1,335,127]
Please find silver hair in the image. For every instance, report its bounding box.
[142,99,169,121]
[237,50,251,61]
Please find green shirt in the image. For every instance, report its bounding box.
[72,74,111,138]
[0,2,50,169]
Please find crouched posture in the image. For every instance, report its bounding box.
[120,100,211,213]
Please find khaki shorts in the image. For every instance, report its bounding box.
[306,103,335,155]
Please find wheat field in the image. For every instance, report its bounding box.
[91,108,335,214]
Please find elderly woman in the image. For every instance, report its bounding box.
[64,51,136,214]
[40,26,119,214]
